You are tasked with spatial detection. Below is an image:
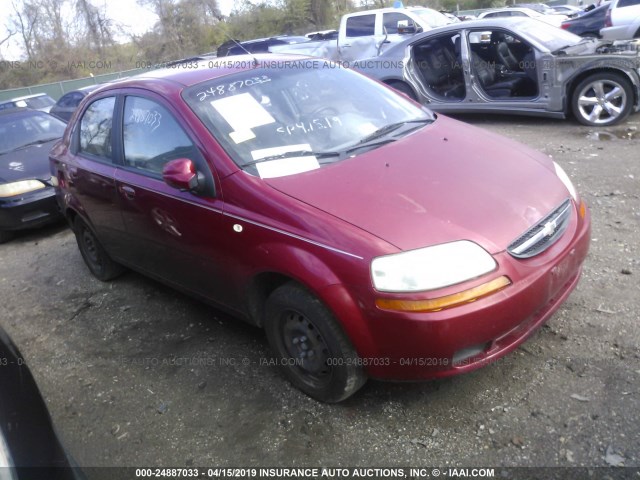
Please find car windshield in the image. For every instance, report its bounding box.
[24,95,56,109]
[183,61,433,178]
[0,111,66,154]
[412,8,451,27]
[517,19,582,50]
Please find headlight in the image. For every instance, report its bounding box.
[371,240,497,293]
[0,179,46,198]
[0,431,15,470]
[553,161,577,201]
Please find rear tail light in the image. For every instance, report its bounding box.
[561,22,569,30]
[604,8,612,28]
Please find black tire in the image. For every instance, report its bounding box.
[73,217,125,281]
[264,283,366,403]
[386,81,418,101]
[0,230,14,244]
[571,72,633,126]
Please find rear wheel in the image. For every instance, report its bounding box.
[386,81,418,101]
[73,217,125,281]
[264,283,366,402]
[571,72,633,126]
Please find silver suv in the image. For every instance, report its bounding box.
[601,0,640,39]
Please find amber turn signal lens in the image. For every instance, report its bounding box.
[579,200,586,219]
[376,276,512,313]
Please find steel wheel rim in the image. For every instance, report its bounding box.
[81,228,102,268]
[577,79,627,125]
[280,309,333,388]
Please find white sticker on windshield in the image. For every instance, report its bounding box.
[211,93,275,132]
[229,129,256,144]
[251,144,319,179]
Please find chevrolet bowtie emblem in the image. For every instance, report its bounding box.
[541,219,558,237]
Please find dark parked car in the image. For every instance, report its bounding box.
[355,17,640,126]
[0,324,84,478]
[217,36,310,57]
[51,56,590,402]
[49,85,101,123]
[561,3,610,37]
[0,109,65,243]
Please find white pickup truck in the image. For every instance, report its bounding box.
[270,7,452,62]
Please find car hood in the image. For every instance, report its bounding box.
[0,138,58,183]
[265,116,571,254]
[559,39,640,56]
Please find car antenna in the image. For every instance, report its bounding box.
[222,32,260,67]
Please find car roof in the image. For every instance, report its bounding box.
[407,16,542,34]
[77,84,102,92]
[91,54,312,91]
[480,7,539,15]
[347,6,440,15]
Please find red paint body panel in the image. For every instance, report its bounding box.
[50,58,591,382]
[267,116,566,254]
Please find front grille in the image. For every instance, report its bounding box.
[508,199,572,259]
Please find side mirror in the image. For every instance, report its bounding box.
[162,158,205,194]
[397,20,417,34]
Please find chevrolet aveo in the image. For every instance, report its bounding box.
[50,55,591,402]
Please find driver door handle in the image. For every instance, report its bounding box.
[119,185,136,199]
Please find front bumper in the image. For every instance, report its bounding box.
[331,202,591,380]
[0,186,62,231]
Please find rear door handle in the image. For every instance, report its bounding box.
[119,185,136,199]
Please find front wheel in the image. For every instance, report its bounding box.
[571,73,633,126]
[73,217,125,281]
[264,283,366,402]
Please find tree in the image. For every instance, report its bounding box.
[77,0,114,53]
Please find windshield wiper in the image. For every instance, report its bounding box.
[14,138,59,151]
[243,150,341,168]
[355,118,433,145]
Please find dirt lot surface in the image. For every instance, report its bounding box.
[1,112,639,473]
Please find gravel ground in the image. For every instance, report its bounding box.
[1,112,638,473]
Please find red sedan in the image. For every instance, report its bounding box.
[50,55,590,402]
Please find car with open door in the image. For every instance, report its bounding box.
[354,17,640,126]
[51,55,590,402]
